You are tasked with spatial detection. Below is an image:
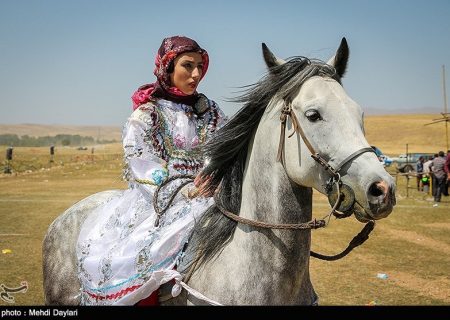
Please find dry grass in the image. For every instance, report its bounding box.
[0,114,449,306]
[310,180,450,305]
[0,144,126,306]
[364,114,449,155]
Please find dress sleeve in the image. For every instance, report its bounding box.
[122,105,169,197]
[211,100,228,130]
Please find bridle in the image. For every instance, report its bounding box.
[153,102,377,261]
[276,102,376,217]
[272,101,377,260]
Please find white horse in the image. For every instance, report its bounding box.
[43,38,396,305]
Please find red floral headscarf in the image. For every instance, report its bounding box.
[131,36,209,110]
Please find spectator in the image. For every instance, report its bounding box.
[423,155,434,174]
[432,151,447,203]
[416,156,425,191]
[423,156,434,194]
[430,153,438,197]
[444,150,450,196]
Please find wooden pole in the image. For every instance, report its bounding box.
[406,143,409,163]
[403,141,410,196]
[4,160,12,174]
[406,174,409,198]
[443,65,449,151]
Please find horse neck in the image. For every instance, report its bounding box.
[184,111,317,305]
[241,106,313,229]
[232,123,314,282]
[239,137,313,254]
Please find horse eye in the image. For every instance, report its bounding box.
[305,110,322,122]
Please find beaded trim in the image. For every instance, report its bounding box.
[146,100,221,174]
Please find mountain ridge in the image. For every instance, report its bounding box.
[1,113,448,155]
[0,123,122,141]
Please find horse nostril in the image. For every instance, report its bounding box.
[368,182,385,197]
[367,180,394,218]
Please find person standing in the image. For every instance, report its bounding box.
[415,156,425,191]
[429,153,438,197]
[444,150,450,196]
[432,151,447,203]
[423,156,434,194]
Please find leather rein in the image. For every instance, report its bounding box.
[153,102,377,261]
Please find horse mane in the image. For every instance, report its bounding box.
[182,56,339,273]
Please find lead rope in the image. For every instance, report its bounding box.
[310,220,375,260]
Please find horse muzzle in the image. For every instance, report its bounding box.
[327,179,396,222]
[354,180,396,222]
[365,180,396,219]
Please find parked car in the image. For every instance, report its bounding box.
[371,146,393,167]
[391,153,435,173]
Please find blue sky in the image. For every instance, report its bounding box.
[1,0,449,125]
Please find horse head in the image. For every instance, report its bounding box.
[261,38,396,222]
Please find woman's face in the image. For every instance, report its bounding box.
[170,52,204,95]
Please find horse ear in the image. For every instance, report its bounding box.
[262,43,286,70]
[326,37,349,78]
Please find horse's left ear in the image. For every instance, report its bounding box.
[262,43,286,71]
[326,37,349,78]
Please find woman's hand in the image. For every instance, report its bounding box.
[193,174,215,197]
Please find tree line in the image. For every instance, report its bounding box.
[0,134,117,147]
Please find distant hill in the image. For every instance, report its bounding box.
[1,114,448,155]
[0,124,122,141]
[364,106,443,115]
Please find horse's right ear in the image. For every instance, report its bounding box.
[326,37,349,78]
[262,43,286,71]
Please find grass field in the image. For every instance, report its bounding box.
[0,114,449,306]
[0,144,127,306]
[363,114,449,155]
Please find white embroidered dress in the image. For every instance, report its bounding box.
[76,98,225,305]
